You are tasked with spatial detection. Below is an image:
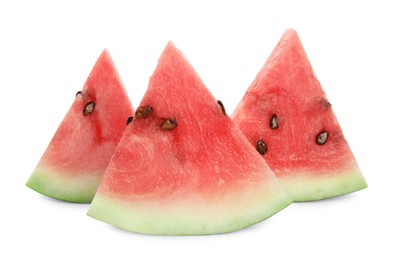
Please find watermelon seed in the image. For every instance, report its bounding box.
[217,100,226,115]
[83,101,95,115]
[76,90,83,97]
[316,131,328,145]
[135,105,153,119]
[161,118,177,131]
[256,140,267,155]
[320,97,332,108]
[126,116,134,125]
[270,115,279,129]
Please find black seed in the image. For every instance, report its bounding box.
[256,140,267,155]
[135,105,153,119]
[76,90,83,97]
[316,131,328,145]
[161,118,177,131]
[83,101,95,115]
[319,97,332,109]
[126,116,134,125]
[217,100,226,115]
[270,115,279,130]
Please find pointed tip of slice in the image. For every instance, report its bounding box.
[158,40,187,66]
[136,40,217,129]
[101,47,110,56]
[274,28,304,56]
[150,41,201,91]
[248,28,312,94]
[279,28,300,42]
[164,40,176,50]
[96,48,114,67]
[283,28,298,38]
[83,47,126,96]
[161,40,178,57]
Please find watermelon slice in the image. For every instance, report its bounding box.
[232,29,367,201]
[26,49,133,203]
[87,42,292,235]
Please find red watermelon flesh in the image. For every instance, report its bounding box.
[232,29,367,201]
[26,50,133,203]
[87,42,292,235]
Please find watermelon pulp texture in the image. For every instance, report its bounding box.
[232,30,367,201]
[88,42,292,235]
[26,49,133,203]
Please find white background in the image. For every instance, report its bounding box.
[1,0,393,259]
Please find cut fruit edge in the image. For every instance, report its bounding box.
[87,178,293,235]
[26,167,101,203]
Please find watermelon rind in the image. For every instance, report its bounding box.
[280,168,367,201]
[26,168,100,203]
[87,178,291,235]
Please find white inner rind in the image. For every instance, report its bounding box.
[87,178,293,235]
[279,168,367,201]
[26,167,101,203]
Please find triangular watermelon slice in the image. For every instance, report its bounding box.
[232,29,367,201]
[87,42,292,235]
[26,49,134,203]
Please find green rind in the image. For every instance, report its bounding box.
[87,182,293,235]
[280,168,367,202]
[26,168,100,203]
